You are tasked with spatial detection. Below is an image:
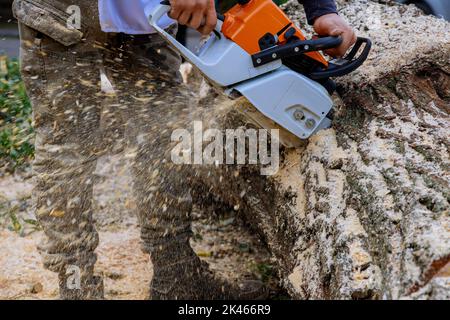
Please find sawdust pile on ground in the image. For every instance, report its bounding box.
[0,227,150,300]
[0,155,281,300]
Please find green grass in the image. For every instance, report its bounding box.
[0,194,41,235]
[0,55,34,171]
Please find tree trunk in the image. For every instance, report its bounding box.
[187,0,450,299]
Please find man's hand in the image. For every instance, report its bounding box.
[168,0,217,35]
[313,13,356,57]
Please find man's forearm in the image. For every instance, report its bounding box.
[298,0,338,25]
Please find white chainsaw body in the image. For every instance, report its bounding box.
[148,4,332,140]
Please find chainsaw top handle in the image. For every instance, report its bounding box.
[252,36,343,66]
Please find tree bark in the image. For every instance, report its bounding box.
[187,0,450,299]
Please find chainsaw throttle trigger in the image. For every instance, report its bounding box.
[307,37,372,80]
[251,36,342,67]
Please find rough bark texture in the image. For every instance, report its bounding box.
[258,0,450,300]
[276,0,449,299]
[192,0,449,299]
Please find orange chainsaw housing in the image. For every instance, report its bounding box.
[221,0,328,67]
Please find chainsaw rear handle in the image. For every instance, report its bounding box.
[308,37,372,80]
[251,36,343,67]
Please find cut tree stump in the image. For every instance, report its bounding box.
[183,0,449,299]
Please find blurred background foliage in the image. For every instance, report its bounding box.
[0,56,34,171]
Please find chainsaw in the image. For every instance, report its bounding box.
[148,0,371,147]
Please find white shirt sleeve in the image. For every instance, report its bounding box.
[99,0,174,34]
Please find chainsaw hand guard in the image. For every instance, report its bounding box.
[252,36,371,80]
[308,37,372,80]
